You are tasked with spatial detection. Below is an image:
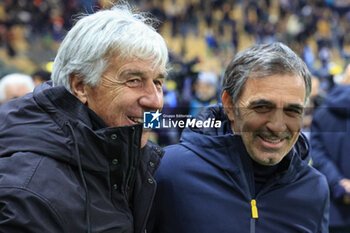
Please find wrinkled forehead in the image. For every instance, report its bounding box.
[108,56,167,72]
[107,49,168,73]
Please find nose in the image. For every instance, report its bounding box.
[139,80,163,111]
[266,109,287,134]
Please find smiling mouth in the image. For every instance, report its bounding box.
[128,116,143,124]
[260,136,284,144]
[258,135,286,149]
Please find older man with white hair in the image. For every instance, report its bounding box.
[0,73,34,104]
[0,3,168,233]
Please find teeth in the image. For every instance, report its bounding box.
[261,137,282,144]
[129,117,143,124]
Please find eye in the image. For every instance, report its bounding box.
[126,78,142,88]
[285,108,303,117]
[253,105,271,113]
[154,79,164,88]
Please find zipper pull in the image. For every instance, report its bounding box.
[251,199,259,219]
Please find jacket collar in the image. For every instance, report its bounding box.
[34,81,105,130]
[33,81,146,173]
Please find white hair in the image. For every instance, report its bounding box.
[51,4,169,92]
[0,73,35,103]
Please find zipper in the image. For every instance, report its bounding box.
[236,152,258,233]
[249,176,281,233]
[250,218,256,233]
[249,199,258,233]
[236,151,287,233]
[251,199,259,219]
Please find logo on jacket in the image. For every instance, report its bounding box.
[144,110,162,129]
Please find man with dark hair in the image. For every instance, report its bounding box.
[31,69,51,86]
[0,3,168,233]
[148,42,329,233]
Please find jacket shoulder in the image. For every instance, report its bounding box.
[162,144,194,165]
[302,165,330,198]
[155,144,194,178]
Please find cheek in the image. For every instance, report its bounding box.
[241,131,255,147]
[87,85,125,117]
[289,121,302,141]
[104,84,125,99]
[100,86,130,110]
[239,114,266,133]
[286,117,303,133]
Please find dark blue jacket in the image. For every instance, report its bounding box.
[148,105,329,233]
[310,84,350,227]
[0,82,163,233]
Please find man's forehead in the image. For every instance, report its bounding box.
[246,73,305,85]
[239,74,306,105]
[242,91,305,103]
[109,57,166,75]
[119,68,166,78]
[247,97,304,108]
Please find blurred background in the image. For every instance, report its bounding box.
[1,0,350,145]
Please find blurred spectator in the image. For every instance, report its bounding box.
[2,0,350,79]
[342,63,350,84]
[205,29,218,56]
[31,69,51,86]
[0,73,34,104]
[78,0,98,14]
[302,76,325,139]
[189,71,219,117]
[310,66,350,232]
[314,47,335,94]
[302,44,316,73]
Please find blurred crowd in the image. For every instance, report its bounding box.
[1,0,350,138]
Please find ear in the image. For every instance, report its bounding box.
[222,91,235,122]
[69,73,88,104]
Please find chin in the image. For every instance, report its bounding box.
[265,155,284,165]
[263,159,280,166]
[252,152,284,166]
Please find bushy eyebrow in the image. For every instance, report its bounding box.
[119,70,143,80]
[156,73,166,80]
[120,70,166,80]
[249,99,304,110]
[250,99,275,107]
[285,104,304,112]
